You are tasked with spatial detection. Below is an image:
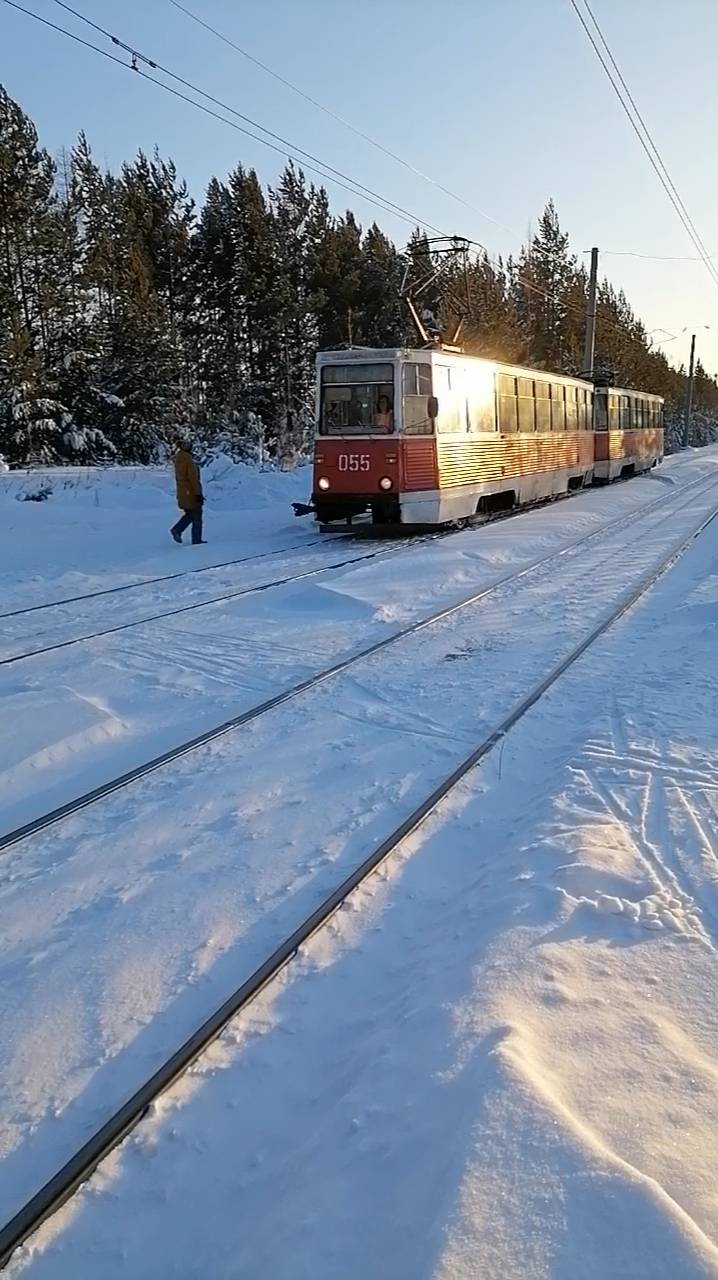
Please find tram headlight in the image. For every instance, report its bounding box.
[317,476,330,491]
[379,476,393,491]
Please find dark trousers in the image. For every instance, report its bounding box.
[172,507,203,544]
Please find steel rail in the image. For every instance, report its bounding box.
[0,467,697,651]
[0,542,409,667]
[2,481,716,1272]
[2,470,714,856]
[0,538,327,620]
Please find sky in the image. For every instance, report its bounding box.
[2,0,718,376]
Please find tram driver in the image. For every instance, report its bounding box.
[374,394,394,431]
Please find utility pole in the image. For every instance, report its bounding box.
[683,333,696,448]
[582,247,599,379]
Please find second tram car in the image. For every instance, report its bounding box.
[592,384,664,482]
[310,348,664,528]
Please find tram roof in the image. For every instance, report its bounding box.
[315,347,594,389]
[599,385,665,403]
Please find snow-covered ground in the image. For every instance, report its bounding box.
[4,451,718,1277]
[2,455,716,838]
[0,459,312,611]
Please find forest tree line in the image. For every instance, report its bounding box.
[1,82,716,467]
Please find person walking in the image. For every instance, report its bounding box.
[171,437,205,545]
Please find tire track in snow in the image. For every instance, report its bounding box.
[571,726,713,946]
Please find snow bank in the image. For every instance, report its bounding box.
[0,456,310,514]
[0,458,313,608]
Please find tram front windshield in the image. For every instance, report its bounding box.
[320,363,394,434]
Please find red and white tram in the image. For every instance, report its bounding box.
[593,384,664,483]
[309,348,664,529]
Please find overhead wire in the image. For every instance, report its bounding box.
[580,0,717,277]
[165,0,588,275]
[4,0,448,237]
[50,0,456,236]
[594,249,718,262]
[38,0,591,319]
[2,0,690,356]
[162,0,698,344]
[569,0,718,291]
[166,0,517,244]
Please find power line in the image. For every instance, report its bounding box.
[1,0,693,357]
[49,0,688,342]
[39,0,590,320]
[167,0,517,245]
[166,0,606,279]
[47,0,453,238]
[569,0,718,292]
[580,0,717,275]
[167,0,718,291]
[590,249,718,262]
[1,0,450,241]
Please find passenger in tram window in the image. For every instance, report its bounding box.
[374,394,394,431]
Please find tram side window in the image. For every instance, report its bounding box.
[576,388,585,431]
[565,385,578,432]
[467,365,497,431]
[551,383,565,431]
[608,394,619,430]
[402,362,433,435]
[517,377,535,432]
[635,400,644,429]
[578,388,591,430]
[535,379,551,432]
[498,373,518,433]
[620,396,630,429]
[434,365,464,433]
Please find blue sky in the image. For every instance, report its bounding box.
[3,0,718,374]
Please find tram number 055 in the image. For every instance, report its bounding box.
[337,453,371,473]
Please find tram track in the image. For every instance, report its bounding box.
[0,540,412,667]
[0,469,688,664]
[2,468,715,853]
[2,473,716,1271]
[0,537,327,621]
[2,466,699,668]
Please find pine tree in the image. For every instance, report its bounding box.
[462,252,522,363]
[357,224,407,347]
[311,209,364,349]
[270,164,323,456]
[511,200,578,370]
[0,85,63,460]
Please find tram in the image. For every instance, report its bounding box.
[592,384,664,483]
[304,348,664,529]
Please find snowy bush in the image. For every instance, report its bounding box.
[17,482,52,502]
[664,406,718,454]
[62,424,116,461]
